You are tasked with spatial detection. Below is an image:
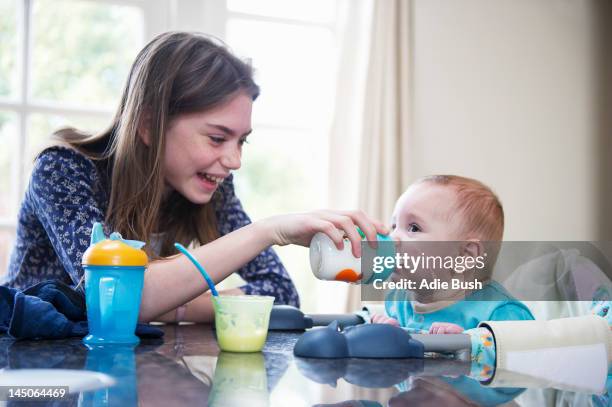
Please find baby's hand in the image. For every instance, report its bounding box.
[429,322,464,334]
[371,313,400,327]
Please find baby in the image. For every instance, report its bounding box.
[372,175,534,333]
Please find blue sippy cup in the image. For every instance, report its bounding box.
[82,223,148,345]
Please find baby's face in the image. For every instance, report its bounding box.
[389,182,484,302]
[390,182,465,242]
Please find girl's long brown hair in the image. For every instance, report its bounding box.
[53,32,259,258]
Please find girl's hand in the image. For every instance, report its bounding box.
[371,313,400,327]
[262,210,389,257]
[428,322,464,334]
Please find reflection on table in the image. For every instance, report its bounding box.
[0,324,608,406]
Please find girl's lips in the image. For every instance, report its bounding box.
[198,172,226,183]
[196,173,218,192]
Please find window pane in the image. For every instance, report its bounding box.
[227,18,336,129]
[25,113,109,182]
[0,228,16,276]
[228,0,336,24]
[233,128,327,219]
[0,0,19,99]
[233,128,327,313]
[30,0,144,108]
[0,111,19,218]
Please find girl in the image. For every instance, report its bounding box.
[6,32,386,322]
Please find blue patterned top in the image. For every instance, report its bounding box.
[5,146,299,307]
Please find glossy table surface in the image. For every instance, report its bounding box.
[0,324,607,406]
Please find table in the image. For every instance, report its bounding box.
[0,324,606,406]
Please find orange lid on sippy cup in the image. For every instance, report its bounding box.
[83,239,148,267]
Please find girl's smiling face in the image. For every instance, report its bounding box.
[162,92,253,204]
[390,182,466,242]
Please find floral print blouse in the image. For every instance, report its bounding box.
[6,146,299,307]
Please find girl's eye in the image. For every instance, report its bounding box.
[391,223,397,230]
[208,135,225,144]
[239,137,249,146]
[408,223,421,233]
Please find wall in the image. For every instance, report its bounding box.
[409,0,611,240]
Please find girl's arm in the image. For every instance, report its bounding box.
[139,209,388,322]
[139,220,274,322]
[150,247,295,323]
[151,175,300,323]
[152,287,243,323]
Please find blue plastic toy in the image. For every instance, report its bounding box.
[293,321,425,359]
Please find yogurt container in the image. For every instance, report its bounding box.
[213,295,274,352]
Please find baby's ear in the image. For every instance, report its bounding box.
[462,240,483,258]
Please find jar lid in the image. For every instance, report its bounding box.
[82,239,148,267]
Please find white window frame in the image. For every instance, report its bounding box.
[0,0,174,233]
[0,0,342,277]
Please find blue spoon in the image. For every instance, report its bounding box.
[174,243,219,297]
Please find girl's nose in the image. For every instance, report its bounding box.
[220,145,241,170]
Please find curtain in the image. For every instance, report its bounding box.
[347,0,413,313]
[335,0,413,402]
[321,0,374,314]
[319,1,412,401]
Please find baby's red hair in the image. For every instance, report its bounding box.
[416,175,504,241]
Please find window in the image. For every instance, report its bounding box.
[0,0,145,270]
[0,0,343,313]
[225,1,340,312]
